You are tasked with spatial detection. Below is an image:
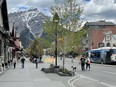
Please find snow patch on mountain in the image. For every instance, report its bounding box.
[8,8,46,48]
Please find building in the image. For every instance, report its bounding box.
[0,0,23,72]
[0,0,11,71]
[11,25,23,59]
[82,21,116,51]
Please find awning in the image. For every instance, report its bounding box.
[14,39,20,48]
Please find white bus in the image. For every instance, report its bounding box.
[86,47,116,64]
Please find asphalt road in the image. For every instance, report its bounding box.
[57,57,116,87]
[39,55,116,87]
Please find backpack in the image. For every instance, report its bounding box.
[86,59,90,64]
[81,58,85,63]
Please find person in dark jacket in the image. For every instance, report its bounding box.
[80,55,86,71]
[35,57,39,69]
[21,56,26,69]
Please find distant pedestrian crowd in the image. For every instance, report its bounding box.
[13,55,26,69]
[12,54,44,70]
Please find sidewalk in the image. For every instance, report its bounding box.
[0,55,109,87]
[0,58,67,87]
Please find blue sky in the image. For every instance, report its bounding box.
[19,7,29,10]
[7,0,116,23]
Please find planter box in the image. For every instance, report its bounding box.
[41,67,75,76]
[57,71,75,76]
[41,68,54,73]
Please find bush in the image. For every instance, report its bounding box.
[49,64,54,68]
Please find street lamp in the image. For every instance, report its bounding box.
[53,12,60,68]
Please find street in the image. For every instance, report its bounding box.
[0,55,116,87]
[59,57,116,87]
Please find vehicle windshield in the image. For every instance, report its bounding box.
[113,49,116,54]
[91,52,101,58]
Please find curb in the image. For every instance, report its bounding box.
[92,63,116,68]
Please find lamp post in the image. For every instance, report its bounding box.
[53,12,60,68]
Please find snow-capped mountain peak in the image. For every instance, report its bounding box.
[8,8,46,48]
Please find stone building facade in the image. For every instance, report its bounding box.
[0,0,22,72]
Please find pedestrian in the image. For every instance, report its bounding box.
[20,55,26,69]
[40,55,42,63]
[80,55,86,71]
[13,57,17,69]
[86,57,91,71]
[59,53,63,60]
[35,57,39,69]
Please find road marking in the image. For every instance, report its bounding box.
[103,71,116,75]
[100,82,116,87]
[81,75,116,87]
[68,75,80,87]
[68,75,116,87]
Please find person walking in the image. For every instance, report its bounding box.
[80,55,86,71]
[35,57,39,69]
[86,57,91,71]
[13,57,17,69]
[21,55,26,69]
[40,55,42,63]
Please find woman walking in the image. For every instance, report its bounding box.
[86,57,91,71]
[13,57,17,69]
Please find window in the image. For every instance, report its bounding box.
[113,43,116,47]
[91,52,100,58]
[105,34,111,41]
[0,40,1,56]
[86,40,88,43]
[106,43,111,47]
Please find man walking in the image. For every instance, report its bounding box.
[35,57,39,69]
[80,55,86,71]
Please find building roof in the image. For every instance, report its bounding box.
[85,21,116,26]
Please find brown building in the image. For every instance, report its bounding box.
[82,21,116,51]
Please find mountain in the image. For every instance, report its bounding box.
[8,8,47,48]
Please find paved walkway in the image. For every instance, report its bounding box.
[0,58,66,87]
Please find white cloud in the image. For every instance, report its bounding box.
[7,0,54,13]
[82,0,116,23]
[7,0,116,24]
[94,0,114,5]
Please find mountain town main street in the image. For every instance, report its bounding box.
[0,55,116,87]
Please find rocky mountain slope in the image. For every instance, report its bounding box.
[8,8,47,48]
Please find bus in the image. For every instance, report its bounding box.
[86,47,116,64]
